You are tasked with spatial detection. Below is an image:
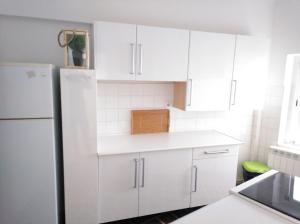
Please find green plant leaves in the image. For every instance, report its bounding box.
[68,35,86,52]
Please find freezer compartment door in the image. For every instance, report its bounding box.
[0,64,54,119]
[0,119,58,224]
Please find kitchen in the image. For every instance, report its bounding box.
[0,0,300,224]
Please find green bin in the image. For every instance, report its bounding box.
[242,161,271,181]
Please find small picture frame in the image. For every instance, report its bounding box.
[64,30,89,69]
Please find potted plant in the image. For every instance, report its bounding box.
[68,35,86,66]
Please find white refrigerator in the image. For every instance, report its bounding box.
[0,63,62,224]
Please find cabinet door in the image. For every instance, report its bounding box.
[191,148,238,207]
[94,21,137,80]
[139,149,192,216]
[136,25,189,81]
[232,35,270,109]
[98,153,139,223]
[187,31,236,111]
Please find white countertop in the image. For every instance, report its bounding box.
[172,195,294,224]
[230,169,278,194]
[98,130,243,156]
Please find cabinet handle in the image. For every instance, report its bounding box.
[130,43,135,75]
[140,158,145,187]
[204,149,229,154]
[187,79,192,106]
[138,44,143,75]
[231,80,237,106]
[192,165,198,192]
[133,158,138,188]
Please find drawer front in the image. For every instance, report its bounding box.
[193,145,238,160]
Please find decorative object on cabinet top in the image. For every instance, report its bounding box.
[58,29,90,69]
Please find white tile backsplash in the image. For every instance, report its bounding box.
[97,82,254,136]
[97,82,174,135]
[97,81,255,178]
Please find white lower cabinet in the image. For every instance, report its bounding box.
[190,146,239,207]
[98,146,239,223]
[98,153,139,223]
[139,149,192,216]
[98,149,192,223]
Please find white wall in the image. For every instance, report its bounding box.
[0,15,92,66]
[256,0,300,162]
[1,0,275,36]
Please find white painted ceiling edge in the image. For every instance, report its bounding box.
[0,0,276,37]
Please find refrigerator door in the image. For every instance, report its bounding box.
[0,119,58,224]
[0,63,54,119]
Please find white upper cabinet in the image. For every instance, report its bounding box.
[94,21,189,81]
[231,35,270,109]
[187,31,236,111]
[136,26,189,81]
[173,31,236,111]
[94,21,137,81]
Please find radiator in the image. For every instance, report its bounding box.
[268,148,300,177]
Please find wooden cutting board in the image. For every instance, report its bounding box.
[131,109,169,135]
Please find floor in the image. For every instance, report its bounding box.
[106,207,202,224]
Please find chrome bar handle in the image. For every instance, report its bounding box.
[204,149,229,155]
[130,43,135,75]
[138,44,143,75]
[133,158,138,188]
[192,165,198,192]
[187,79,192,106]
[140,158,145,187]
[231,80,237,105]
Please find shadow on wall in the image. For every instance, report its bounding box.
[0,15,93,68]
[0,0,275,35]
